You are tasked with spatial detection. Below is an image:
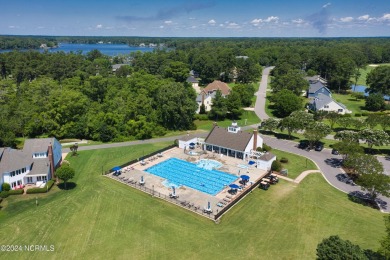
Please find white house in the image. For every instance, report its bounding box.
[309,93,351,115]
[196,91,215,113]
[203,122,263,160]
[256,152,277,171]
[178,135,199,149]
[0,138,62,190]
[196,80,230,114]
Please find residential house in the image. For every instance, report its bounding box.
[196,80,230,113]
[307,81,332,98]
[186,75,200,94]
[309,93,351,114]
[305,75,327,85]
[0,138,62,190]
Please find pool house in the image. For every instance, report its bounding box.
[203,122,263,160]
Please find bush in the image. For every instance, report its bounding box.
[280,157,289,163]
[355,113,361,117]
[194,114,209,121]
[361,112,369,117]
[262,143,272,152]
[26,180,55,194]
[1,183,11,192]
[0,191,9,198]
[8,189,24,195]
[271,160,282,172]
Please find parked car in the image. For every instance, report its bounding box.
[315,143,324,151]
[298,140,309,149]
[331,149,339,155]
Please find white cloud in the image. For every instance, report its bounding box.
[219,24,224,27]
[96,24,103,29]
[8,25,19,29]
[264,16,279,23]
[226,22,240,29]
[340,17,354,22]
[164,20,172,24]
[159,25,164,29]
[322,2,331,8]
[251,18,262,24]
[358,15,370,21]
[208,19,216,25]
[292,19,305,24]
[379,13,390,21]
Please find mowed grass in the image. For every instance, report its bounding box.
[0,142,385,259]
[271,149,318,179]
[332,93,367,115]
[195,111,261,131]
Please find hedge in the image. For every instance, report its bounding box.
[26,180,55,194]
[0,191,9,198]
[8,189,24,195]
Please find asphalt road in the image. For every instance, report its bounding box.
[254,66,274,120]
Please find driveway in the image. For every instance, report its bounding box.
[254,66,274,120]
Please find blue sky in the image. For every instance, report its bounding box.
[1,0,389,37]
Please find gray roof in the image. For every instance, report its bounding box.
[305,75,327,84]
[186,76,198,83]
[310,93,347,111]
[259,152,276,161]
[204,126,253,152]
[308,81,329,94]
[26,159,50,176]
[179,135,197,142]
[23,138,54,154]
[0,148,32,173]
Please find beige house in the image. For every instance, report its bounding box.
[196,80,230,114]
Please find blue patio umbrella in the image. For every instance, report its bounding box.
[207,201,211,209]
[141,176,144,182]
[112,166,121,171]
[172,186,176,196]
[240,175,250,181]
[229,184,240,189]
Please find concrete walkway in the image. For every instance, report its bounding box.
[276,170,320,184]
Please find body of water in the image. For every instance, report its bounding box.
[0,43,155,56]
[351,85,389,101]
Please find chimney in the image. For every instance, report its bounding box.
[48,143,55,180]
[253,129,258,151]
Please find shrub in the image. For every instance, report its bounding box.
[1,183,11,192]
[271,160,282,172]
[194,114,209,121]
[8,189,24,195]
[46,180,55,191]
[26,188,47,194]
[262,143,272,152]
[361,112,369,117]
[355,113,361,117]
[0,191,9,198]
[280,157,289,163]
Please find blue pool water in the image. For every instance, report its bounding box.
[145,158,237,195]
[196,159,222,170]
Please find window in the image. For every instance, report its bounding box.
[324,105,329,108]
[11,182,16,188]
[338,109,343,113]
[22,168,26,173]
[11,171,15,177]
[37,176,42,181]
[17,180,22,186]
[43,176,47,181]
[27,177,33,183]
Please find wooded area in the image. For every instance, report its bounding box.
[0,37,389,146]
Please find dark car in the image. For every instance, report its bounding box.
[331,149,339,155]
[315,143,324,151]
[298,140,309,149]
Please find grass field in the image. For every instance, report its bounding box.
[195,111,261,131]
[332,93,367,115]
[0,142,385,259]
[271,149,318,179]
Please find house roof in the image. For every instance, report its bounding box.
[179,135,198,142]
[310,93,348,111]
[0,148,32,173]
[259,152,276,162]
[23,138,54,154]
[308,81,330,94]
[26,159,50,176]
[202,80,230,96]
[204,126,253,152]
[186,76,198,83]
[305,75,327,84]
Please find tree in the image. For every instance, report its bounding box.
[1,183,10,192]
[55,164,76,189]
[271,69,309,96]
[209,90,227,121]
[356,171,390,201]
[260,118,280,132]
[226,90,242,119]
[359,129,389,151]
[325,112,341,130]
[279,116,300,139]
[366,66,390,96]
[316,235,367,260]
[334,130,360,143]
[338,117,354,130]
[163,61,189,82]
[199,102,206,114]
[332,141,364,160]
[303,122,331,148]
[366,93,386,111]
[69,143,79,156]
[272,89,303,118]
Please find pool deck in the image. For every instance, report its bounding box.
[108,147,268,217]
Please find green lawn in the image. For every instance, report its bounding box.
[195,111,261,131]
[332,93,367,115]
[0,143,385,259]
[271,149,318,179]
[354,64,390,86]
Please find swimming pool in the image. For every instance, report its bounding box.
[196,159,222,170]
[145,158,237,195]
